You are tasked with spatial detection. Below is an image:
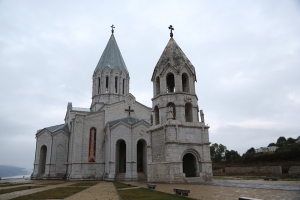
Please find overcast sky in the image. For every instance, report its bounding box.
[0,1,299,170]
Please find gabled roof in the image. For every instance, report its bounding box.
[36,124,69,135]
[151,38,196,81]
[94,34,128,74]
[107,116,150,127]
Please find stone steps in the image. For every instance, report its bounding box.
[185,177,202,183]
[137,172,147,180]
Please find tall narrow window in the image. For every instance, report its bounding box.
[154,106,159,125]
[185,103,193,122]
[166,73,175,93]
[182,73,189,92]
[89,128,96,162]
[105,76,109,93]
[166,102,176,119]
[155,76,160,95]
[122,79,125,95]
[115,77,118,93]
[98,78,101,94]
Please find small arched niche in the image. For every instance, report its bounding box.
[166,73,175,93]
[154,106,159,125]
[166,102,176,120]
[185,103,193,122]
[182,73,189,92]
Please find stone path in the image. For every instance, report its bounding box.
[127,181,300,200]
[66,181,119,200]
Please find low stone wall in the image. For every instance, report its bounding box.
[288,166,300,175]
[213,169,223,173]
[225,166,282,175]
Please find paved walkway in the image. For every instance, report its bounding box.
[66,181,119,200]
[127,181,300,200]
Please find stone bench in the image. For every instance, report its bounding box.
[239,197,262,200]
[147,183,156,189]
[173,188,190,196]
[263,177,278,181]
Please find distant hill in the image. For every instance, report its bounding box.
[0,165,30,178]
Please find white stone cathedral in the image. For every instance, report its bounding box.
[31,27,213,182]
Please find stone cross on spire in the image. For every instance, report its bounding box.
[111,24,115,34]
[168,25,174,38]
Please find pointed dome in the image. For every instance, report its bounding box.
[152,38,196,81]
[94,34,128,74]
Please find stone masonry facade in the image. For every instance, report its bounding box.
[31,31,212,183]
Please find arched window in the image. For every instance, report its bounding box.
[155,76,160,96]
[122,79,125,95]
[89,128,96,162]
[98,78,101,94]
[185,103,193,122]
[115,77,118,93]
[154,106,159,125]
[105,76,109,93]
[166,102,176,119]
[166,73,175,93]
[182,73,189,92]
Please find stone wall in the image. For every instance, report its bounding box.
[225,166,282,174]
[288,166,300,176]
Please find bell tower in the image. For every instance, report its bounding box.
[147,26,212,183]
[91,25,130,111]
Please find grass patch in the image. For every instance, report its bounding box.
[118,188,194,200]
[12,186,87,200]
[70,181,99,187]
[38,181,66,185]
[0,182,31,187]
[0,186,43,194]
[113,182,136,189]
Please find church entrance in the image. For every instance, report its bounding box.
[116,140,126,173]
[137,139,147,179]
[137,140,147,172]
[38,145,47,176]
[182,153,197,177]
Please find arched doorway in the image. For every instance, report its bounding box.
[116,140,126,173]
[182,153,197,177]
[137,140,147,173]
[38,145,47,175]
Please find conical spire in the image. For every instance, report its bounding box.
[94,34,128,74]
[151,38,196,81]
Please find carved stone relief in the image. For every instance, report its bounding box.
[184,96,192,103]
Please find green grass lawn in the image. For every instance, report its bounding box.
[0,182,31,187]
[118,188,194,200]
[114,182,136,189]
[70,181,100,187]
[0,186,43,194]
[11,186,88,200]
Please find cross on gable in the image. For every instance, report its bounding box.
[125,106,134,116]
[168,25,174,38]
[111,24,115,33]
